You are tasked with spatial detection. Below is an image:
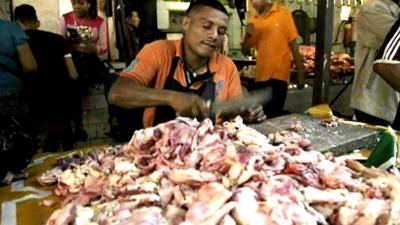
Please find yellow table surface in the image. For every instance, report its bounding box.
[0,146,102,225]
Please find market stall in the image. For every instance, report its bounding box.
[2,0,398,224]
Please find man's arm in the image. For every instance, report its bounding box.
[241,23,255,56]
[64,56,79,80]
[11,21,36,73]
[58,16,67,38]
[108,77,208,117]
[373,63,400,92]
[289,40,305,88]
[17,43,37,73]
[96,20,109,60]
[108,77,175,108]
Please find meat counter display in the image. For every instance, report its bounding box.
[238,45,354,87]
[9,116,397,225]
[298,45,354,83]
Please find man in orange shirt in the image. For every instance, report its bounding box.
[109,0,265,128]
[242,0,305,118]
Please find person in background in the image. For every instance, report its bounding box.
[350,0,400,126]
[242,0,305,119]
[58,0,109,141]
[125,7,142,59]
[109,0,265,128]
[59,0,108,61]
[104,7,144,141]
[0,18,37,185]
[14,4,78,151]
[373,16,400,129]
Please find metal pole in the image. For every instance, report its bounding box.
[313,0,334,105]
[9,0,13,21]
[115,0,134,64]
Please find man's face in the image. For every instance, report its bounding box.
[183,6,228,58]
[71,0,89,18]
[251,0,269,11]
[127,11,141,28]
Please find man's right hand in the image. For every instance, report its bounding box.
[242,23,255,55]
[245,23,255,37]
[168,92,209,119]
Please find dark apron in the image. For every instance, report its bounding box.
[153,57,216,125]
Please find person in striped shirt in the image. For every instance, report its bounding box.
[374,17,400,129]
[350,0,400,127]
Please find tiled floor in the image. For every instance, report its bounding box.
[35,84,122,153]
[73,85,121,149]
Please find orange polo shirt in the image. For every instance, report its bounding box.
[249,3,299,83]
[120,38,243,127]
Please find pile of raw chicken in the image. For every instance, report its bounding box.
[39,117,400,225]
[298,45,354,78]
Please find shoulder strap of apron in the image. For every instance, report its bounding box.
[167,56,180,80]
[153,56,181,125]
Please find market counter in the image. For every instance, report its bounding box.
[231,57,256,70]
[0,110,396,225]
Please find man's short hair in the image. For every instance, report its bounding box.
[186,0,228,16]
[14,4,37,22]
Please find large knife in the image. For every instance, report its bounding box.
[208,87,272,116]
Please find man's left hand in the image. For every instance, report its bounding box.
[241,104,266,123]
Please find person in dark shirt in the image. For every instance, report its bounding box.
[125,7,142,59]
[105,7,145,141]
[14,4,78,151]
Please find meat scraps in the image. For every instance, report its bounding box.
[40,117,400,225]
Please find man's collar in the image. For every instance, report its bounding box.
[255,3,278,17]
[271,3,278,12]
[174,38,218,73]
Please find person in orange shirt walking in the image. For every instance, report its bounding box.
[109,0,265,128]
[242,0,305,118]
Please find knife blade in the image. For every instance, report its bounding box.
[209,87,272,115]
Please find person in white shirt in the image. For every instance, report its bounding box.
[351,0,400,126]
[374,17,400,129]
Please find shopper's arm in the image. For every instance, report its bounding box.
[64,55,79,80]
[58,16,67,38]
[96,20,109,59]
[17,43,37,73]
